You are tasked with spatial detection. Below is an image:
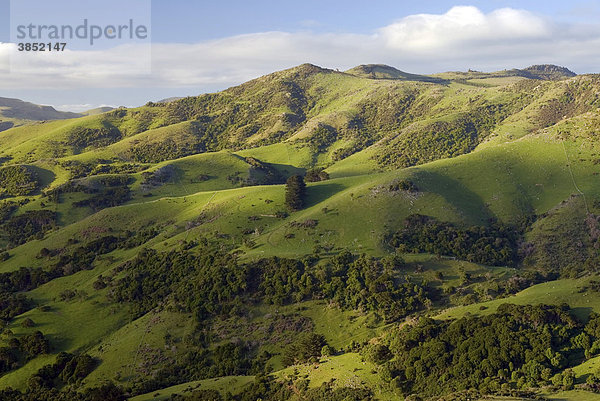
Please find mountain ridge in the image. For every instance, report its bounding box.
[0,96,83,132]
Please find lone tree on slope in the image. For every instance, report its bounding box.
[285,175,306,211]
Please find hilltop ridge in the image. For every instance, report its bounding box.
[0,97,83,132]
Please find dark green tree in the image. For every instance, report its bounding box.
[285,175,306,211]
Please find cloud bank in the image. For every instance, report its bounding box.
[1,6,599,93]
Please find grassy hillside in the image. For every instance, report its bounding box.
[1,64,600,400]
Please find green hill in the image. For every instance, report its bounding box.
[345,64,446,83]
[0,64,600,400]
[82,107,116,116]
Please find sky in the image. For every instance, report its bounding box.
[1,0,600,111]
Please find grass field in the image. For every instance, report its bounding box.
[436,277,600,321]
[129,376,254,401]
[275,352,397,400]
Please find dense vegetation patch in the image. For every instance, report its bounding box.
[0,201,17,223]
[72,176,131,211]
[304,167,329,182]
[0,331,50,376]
[129,341,270,396]
[109,245,433,325]
[391,215,520,266]
[0,235,126,323]
[169,375,373,401]
[522,200,600,278]
[29,352,97,389]
[381,304,598,397]
[0,166,39,198]
[65,125,122,150]
[244,157,286,185]
[300,124,338,153]
[140,164,177,189]
[0,382,125,401]
[374,103,513,169]
[60,160,146,179]
[1,210,56,246]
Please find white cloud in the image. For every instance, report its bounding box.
[0,43,11,72]
[1,6,600,95]
[53,103,115,113]
[379,6,550,51]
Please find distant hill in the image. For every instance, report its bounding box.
[0,97,82,132]
[82,106,115,116]
[345,64,446,83]
[509,64,577,80]
[156,97,184,104]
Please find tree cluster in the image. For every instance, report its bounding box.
[391,214,519,266]
[28,352,96,389]
[0,166,39,198]
[1,210,56,246]
[0,331,50,375]
[381,304,597,396]
[304,168,330,183]
[110,245,432,325]
[72,176,131,211]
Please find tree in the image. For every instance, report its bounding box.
[562,369,575,390]
[282,333,325,366]
[321,345,335,357]
[285,175,306,211]
[304,168,329,183]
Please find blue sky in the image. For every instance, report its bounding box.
[150,0,600,40]
[1,0,600,111]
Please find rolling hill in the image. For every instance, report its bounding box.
[0,63,599,401]
[0,97,82,132]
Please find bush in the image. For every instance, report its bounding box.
[282,333,326,366]
[360,344,392,365]
[389,179,418,192]
[305,168,329,182]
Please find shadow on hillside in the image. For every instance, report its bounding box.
[412,169,493,225]
[231,153,305,180]
[0,121,14,132]
[270,163,305,178]
[28,165,56,195]
[305,183,346,208]
[571,306,593,321]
